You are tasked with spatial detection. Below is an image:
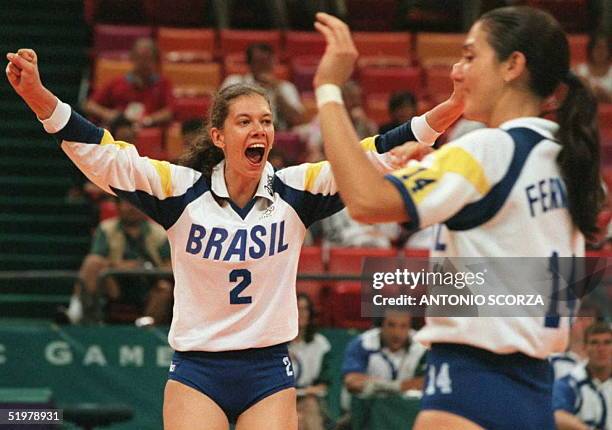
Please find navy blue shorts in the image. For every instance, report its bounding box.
[168,343,295,423]
[421,343,555,430]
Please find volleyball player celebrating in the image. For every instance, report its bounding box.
[6,47,463,429]
[313,7,603,430]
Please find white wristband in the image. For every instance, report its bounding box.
[412,114,442,147]
[315,84,344,108]
[38,97,71,134]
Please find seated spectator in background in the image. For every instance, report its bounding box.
[379,91,417,134]
[65,199,172,325]
[342,310,426,401]
[221,43,304,130]
[289,293,332,430]
[297,80,377,162]
[181,118,203,148]
[553,322,611,430]
[321,208,400,248]
[84,38,174,128]
[574,32,612,103]
[550,306,599,380]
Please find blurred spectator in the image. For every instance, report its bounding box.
[550,307,599,380]
[221,43,304,130]
[289,293,332,430]
[321,208,400,248]
[574,33,612,103]
[553,322,611,430]
[379,91,418,134]
[65,199,172,325]
[342,310,426,401]
[181,118,203,148]
[296,81,377,162]
[269,147,289,170]
[85,38,174,128]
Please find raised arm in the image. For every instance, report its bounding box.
[6,49,201,230]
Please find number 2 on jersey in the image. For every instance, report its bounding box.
[229,269,252,304]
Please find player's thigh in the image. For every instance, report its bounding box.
[413,410,485,430]
[163,379,229,430]
[235,387,297,430]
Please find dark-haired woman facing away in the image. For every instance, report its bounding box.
[313,7,604,430]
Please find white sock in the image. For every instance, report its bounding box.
[66,295,83,324]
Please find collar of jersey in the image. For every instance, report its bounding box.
[210,159,275,204]
[499,116,558,140]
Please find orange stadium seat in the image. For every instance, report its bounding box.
[157,27,216,63]
[359,66,424,99]
[92,58,132,91]
[219,30,282,56]
[93,24,154,57]
[353,32,412,67]
[162,62,221,96]
[296,246,327,315]
[284,31,326,60]
[415,32,464,67]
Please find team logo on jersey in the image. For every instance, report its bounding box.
[264,174,274,196]
[260,205,275,220]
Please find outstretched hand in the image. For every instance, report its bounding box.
[6,49,43,98]
[313,12,358,88]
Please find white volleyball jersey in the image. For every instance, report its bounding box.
[46,105,414,352]
[385,117,585,358]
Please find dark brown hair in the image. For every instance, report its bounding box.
[178,83,271,177]
[584,321,611,343]
[480,6,604,240]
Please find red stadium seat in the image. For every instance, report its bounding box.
[568,34,588,66]
[364,93,390,127]
[425,63,454,103]
[173,95,211,122]
[346,0,399,31]
[328,281,371,329]
[353,32,413,67]
[290,56,319,93]
[284,31,326,60]
[219,30,282,56]
[135,127,165,159]
[328,247,398,274]
[404,248,430,258]
[93,24,154,58]
[157,27,216,63]
[359,66,424,99]
[274,132,306,164]
[297,246,327,316]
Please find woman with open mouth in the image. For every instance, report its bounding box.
[6,48,464,430]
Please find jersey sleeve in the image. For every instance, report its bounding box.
[45,102,205,230]
[274,137,407,227]
[552,376,578,413]
[384,128,513,230]
[341,336,370,375]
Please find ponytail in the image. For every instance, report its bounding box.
[556,73,605,240]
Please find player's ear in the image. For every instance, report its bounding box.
[210,127,225,149]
